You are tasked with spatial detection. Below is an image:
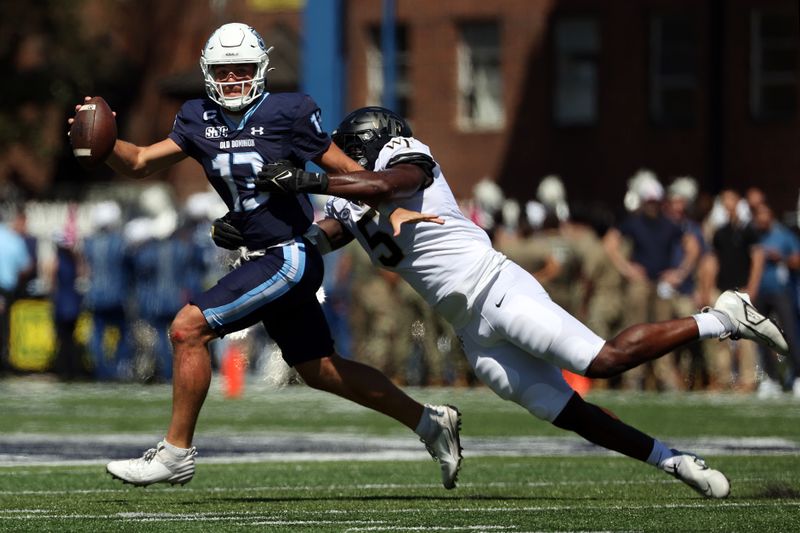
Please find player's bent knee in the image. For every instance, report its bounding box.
[295,356,337,391]
[520,385,567,421]
[473,356,566,422]
[169,305,214,346]
[551,393,585,430]
[584,344,622,378]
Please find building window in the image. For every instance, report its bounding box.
[750,7,798,120]
[553,17,600,127]
[366,25,410,118]
[650,13,697,126]
[457,21,504,131]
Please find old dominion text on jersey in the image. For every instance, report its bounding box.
[169,92,331,249]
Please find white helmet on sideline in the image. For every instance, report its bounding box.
[90,200,122,231]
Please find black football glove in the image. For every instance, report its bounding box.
[255,160,329,194]
[210,214,245,250]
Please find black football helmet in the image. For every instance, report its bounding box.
[332,106,412,170]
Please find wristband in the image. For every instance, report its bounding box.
[304,223,333,254]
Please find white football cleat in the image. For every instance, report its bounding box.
[665,451,730,499]
[421,404,463,489]
[107,441,197,486]
[756,378,784,399]
[709,290,789,355]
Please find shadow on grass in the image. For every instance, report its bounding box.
[753,483,800,499]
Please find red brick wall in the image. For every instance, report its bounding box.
[344,0,800,214]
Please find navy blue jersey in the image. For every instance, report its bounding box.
[169,93,331,248]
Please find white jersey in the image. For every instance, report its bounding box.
[324,137,509,327]
[325,136,605,423]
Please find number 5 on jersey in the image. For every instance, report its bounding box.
[355,208,405,267]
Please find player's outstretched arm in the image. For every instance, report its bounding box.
[106,138,187,179]
[307,218,355,254]
[257,161,427,203]
[327,164,428,203]
[68,96,187,178]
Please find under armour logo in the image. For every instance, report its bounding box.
[251,126,265,136]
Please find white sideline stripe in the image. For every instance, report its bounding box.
[345,525,510,531]
[0,451,430,468]
[2,502,798,523]
[0,434,797,467]
[0,476,786,495]
[345,525,506,531]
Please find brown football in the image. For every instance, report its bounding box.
[69,96,117,169]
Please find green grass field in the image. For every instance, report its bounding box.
[1,377,799,532]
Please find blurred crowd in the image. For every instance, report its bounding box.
[486,172,800,398]
[0,186,228,383]
[0,173,799,397]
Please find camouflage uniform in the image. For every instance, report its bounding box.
[348,243,465,386]
[569,227,626,338]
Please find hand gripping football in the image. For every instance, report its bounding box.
[69,96,117,169]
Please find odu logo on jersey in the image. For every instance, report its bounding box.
[205,126,229,139]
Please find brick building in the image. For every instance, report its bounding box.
[4,0,797,217]
[342,0,799,215]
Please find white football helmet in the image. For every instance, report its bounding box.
[200,23,273,112]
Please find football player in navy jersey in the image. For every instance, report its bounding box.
[70,23,461,489]
[253,106,793,499]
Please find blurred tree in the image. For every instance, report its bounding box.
[0,0,142,196]
[0,0,300,199]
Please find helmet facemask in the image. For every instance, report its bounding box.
[332,130,380,170]
[200,23,273,112]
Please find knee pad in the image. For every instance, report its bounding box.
[473,356,516,402]
[472,355,572,423]
[519,383,571,422]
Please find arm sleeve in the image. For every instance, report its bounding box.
[617,217,633,239]
[386,152,436,189]
[379,137,438,190]
[168,106,189,150]
[167,103,200,160]
[290,95,332,162]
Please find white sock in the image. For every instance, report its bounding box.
[693,311,729,339]
[414,405,439,442]
[646,439,675,469]
[162,439,191,458]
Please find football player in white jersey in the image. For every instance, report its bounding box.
[254,107,790,499]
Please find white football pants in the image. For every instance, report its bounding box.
[456,262,606,422]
